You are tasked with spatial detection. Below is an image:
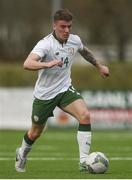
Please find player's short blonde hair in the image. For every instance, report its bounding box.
[53,9,73,22]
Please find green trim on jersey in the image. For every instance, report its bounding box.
[32,86,83,125]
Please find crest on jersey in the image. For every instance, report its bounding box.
[68,48,74,55]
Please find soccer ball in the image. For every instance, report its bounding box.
[85,152,109,174]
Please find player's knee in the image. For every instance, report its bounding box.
[79,110,90,124]
[28,131,41,141]
[33,132,41,140]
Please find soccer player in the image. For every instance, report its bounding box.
[15,9,109,172]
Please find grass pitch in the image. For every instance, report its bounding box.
[0,128,132,179]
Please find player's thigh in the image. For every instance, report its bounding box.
[61,99,90,123]
[32,98,56,125]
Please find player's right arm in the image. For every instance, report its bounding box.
[23,53,63,71]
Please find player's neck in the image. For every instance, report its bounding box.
[52,31,67,44]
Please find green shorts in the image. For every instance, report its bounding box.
[32,85,83,125]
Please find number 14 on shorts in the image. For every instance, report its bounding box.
[69,86,80,95]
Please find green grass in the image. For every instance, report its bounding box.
[0,129,132,179]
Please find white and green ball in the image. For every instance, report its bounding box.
[86,152,109,174]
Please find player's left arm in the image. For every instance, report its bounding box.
[78,46,110,78]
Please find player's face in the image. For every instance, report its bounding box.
[53,20,72,42]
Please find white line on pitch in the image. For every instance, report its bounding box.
[0,157,132,161]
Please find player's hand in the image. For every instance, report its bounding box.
[46,60,63,68]
[98,65,110,78]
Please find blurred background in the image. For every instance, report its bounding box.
[0,0,132,130]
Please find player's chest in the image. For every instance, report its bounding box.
[50,43,77,60]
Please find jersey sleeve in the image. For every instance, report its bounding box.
[76,35,84,51]
[31,39,50,59]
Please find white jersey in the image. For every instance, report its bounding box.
[31,33,83,100]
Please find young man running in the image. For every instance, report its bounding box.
[15,9,109,172]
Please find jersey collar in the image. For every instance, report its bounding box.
[52,31,68,45]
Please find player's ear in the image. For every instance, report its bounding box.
[53,23,56,31]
